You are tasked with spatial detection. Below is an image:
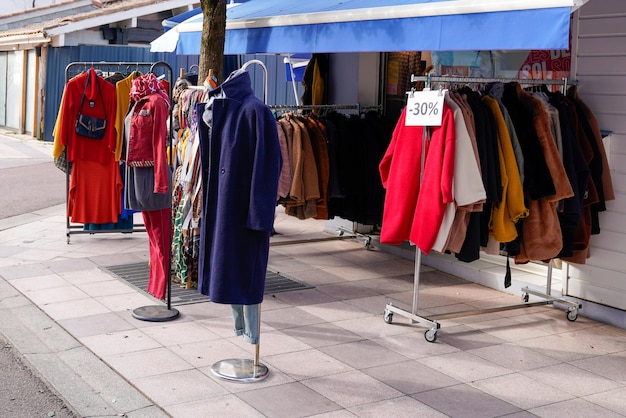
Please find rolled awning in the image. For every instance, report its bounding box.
[154,0,584,55]
[161,7,201,31]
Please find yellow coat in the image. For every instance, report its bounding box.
[114,71,141,161]
[52,89,66,158]
[483,96,528,242]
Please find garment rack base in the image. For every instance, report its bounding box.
[384,303,440,342]
[66,224,146,244]
[384,288,582,343]
[270,226,372,250]
[521,286,581,321]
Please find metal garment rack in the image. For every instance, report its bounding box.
[63,61,179,321]
[63,61,173,244]
[268,102,384,248]
[383,75,582,343]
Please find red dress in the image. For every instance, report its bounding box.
[68,159,122,224]
[58,68,120,224]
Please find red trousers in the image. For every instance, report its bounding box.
[143,208,171,300]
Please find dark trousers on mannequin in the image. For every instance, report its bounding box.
[143,208,171,300]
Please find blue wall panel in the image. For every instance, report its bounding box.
[44,47,302,142]
[44,45,181,143]
[241,53,303,106]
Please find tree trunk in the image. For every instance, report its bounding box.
[199,0,227,85]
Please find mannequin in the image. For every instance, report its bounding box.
[123,73,172,300]
[197,68,282,343]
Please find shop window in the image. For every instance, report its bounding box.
[383,48,572,117]
[431,49,572,90]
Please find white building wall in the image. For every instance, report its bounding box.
[6,51,24,130]
[567,0,626,313]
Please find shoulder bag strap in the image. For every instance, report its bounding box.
[77,70,107,120]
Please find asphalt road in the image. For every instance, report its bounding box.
[0,136,77,417]
[0,161,66,219]
[0,332,77,418]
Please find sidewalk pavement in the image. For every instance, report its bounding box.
[2,134,626,417]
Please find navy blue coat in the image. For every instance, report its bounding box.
[197,70,281,304]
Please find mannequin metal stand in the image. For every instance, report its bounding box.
[211,303,268,382]
[133,207,180,322]
[132,280,180,322]
[211,59,271,382]
[132,305,179,321]
[131,62,180,323]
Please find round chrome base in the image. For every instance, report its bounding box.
[211,358,269,382]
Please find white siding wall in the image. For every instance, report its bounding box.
[568,0,626,310]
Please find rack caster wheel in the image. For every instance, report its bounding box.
[424,329,437,343]
[383,311,393,324]
[566,309,578,322]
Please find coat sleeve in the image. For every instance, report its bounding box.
[247,105,282,232]
[101,77,118,157]
[440,105,456,205]
[379,107,406,188]
[152,97,170,194]
[52,89,68,158]
[56,78,78,158]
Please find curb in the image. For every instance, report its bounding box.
[0,277,170,418]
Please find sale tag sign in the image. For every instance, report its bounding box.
[405,89,444,126]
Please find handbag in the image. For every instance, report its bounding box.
[53,148,72,174]
[75,71,107,140]
[76,114,106,139]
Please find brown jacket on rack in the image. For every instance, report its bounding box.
[302,116,330,220]
[504,83,574,263]
[281,113,320,219]
[560,91,602,264]
[567,86,615,203]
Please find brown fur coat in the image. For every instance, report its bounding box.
[510,84,574,263]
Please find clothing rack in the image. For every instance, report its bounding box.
[62,61,174,243]
[383,75,582,343]
[62,61,179,321]
[269,102,382,249]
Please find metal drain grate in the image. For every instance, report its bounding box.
[101,262,314,306]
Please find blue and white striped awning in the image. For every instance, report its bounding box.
[151,0,582,55]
